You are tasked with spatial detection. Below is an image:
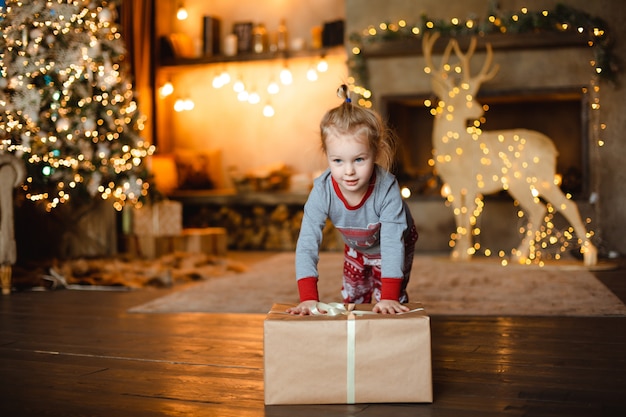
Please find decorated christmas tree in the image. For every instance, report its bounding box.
[0,0,154,213]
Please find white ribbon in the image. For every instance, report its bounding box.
[346,312,356,404]
[307,302,424,403]
[306,303,362,403]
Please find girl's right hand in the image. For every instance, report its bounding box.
[286,300,323,315]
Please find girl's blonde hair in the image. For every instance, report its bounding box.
[319,84,397,171]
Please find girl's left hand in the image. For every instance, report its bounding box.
[373,300,410,314]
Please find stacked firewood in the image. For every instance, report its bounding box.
[190,204,343,251]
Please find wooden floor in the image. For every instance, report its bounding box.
[1,255,625,417]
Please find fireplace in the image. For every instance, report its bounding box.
[382,87,589,201]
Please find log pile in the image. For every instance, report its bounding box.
[188,203,344,251]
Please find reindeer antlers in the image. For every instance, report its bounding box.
[422,32,500,84]
[422,32,455,77]
[451,37,500,83]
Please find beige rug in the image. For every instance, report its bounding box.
[129,252,626,316]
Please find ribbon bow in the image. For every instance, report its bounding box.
[309,302,377,316]
[309,302,424,316]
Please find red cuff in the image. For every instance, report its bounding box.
[297,277,319,302]
[381,278,403,301]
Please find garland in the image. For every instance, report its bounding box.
[348,4,618,96]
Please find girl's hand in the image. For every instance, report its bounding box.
[286,300,323,315]
[373,300,410,314]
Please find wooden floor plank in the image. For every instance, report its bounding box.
[1,256,625,416]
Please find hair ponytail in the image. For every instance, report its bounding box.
[320,84,397,172]
[337,84,351,103]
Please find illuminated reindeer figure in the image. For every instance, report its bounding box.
[422,32,597,266]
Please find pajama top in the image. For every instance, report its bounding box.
[295,165,415,299]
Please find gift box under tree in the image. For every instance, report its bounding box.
[132,200,183,237]
[131,200,183,258]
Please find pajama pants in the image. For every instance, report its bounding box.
[341,224,418,304]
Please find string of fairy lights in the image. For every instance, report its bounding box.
[348,4,616,102]
[0,0,154,212]
[160,2,335,118]
[158,54,331,118]
[347,5,614,265]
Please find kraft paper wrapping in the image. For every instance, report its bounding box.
[132,200,182,237]
[263,302,432,405]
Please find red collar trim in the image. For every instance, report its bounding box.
[331,171,376,210]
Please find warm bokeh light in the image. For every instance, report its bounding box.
[176,5,188,20]
[159,81,174,97]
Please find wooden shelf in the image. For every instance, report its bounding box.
[168,189,309,206]
[159,46,344,68]
[359,31,589,59]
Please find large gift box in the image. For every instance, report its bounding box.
[264,302,432,405]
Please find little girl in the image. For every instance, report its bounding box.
[287,85,418,315]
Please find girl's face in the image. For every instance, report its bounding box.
[325,132,375,202]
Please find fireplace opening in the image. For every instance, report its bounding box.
[383,88,589,200]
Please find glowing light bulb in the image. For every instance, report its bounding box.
[441,183,451,198]
[248,91,260,104]
[237,90,249,102]
[263,103,275,117]
[174,98,194,112]
[233,79,245,93]
[212,71,230,88]
[317,58,328,72]
[267,81,279,94]
[159,82,174,97]
[306,68,318,81]
[220,71,231,85]
[280,67,292,85]
[176,5,188,20]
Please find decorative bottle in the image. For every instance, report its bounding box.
[277,19,288,51]
[252,23,268,53]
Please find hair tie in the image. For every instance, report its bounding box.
[345,98,351,103]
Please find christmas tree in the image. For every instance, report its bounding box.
[0,0,154,212]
